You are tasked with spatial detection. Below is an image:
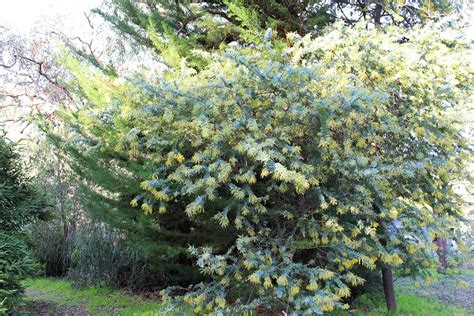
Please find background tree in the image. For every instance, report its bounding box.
[0,16,172,288]
[27,140,82,276]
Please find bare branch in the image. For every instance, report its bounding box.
[0,57,18,69]
[15,54,75,102]
[84,12,95,30]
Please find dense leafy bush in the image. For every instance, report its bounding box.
[0,138,45,312]
[0,233,34,311]
[54,18,473,313]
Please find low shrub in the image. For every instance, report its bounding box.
[68,222,159,290]
[29,215,193,290]
[28,219,74,277]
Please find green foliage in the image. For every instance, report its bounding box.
[0,138,46,232]
[53,17,473,313]
[0,233,34,312]
[92,0,462,71]
[0,138,46,312]
[223,0,264,43]
[68,221,171,290]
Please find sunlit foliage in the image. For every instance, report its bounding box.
[52,17,473,313]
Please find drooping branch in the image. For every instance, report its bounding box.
[0,58,18,69]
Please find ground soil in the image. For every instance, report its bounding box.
[19,289,88,315]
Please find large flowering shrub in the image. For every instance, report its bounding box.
[58,21,472,314]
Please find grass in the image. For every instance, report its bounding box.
[23,278,166,315]
[425,267,474,277]
[336,267,472,316]
[23,276,470,315]
[342,293,470,316]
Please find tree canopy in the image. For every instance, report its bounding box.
[52,17,473,313]
[94,0,461,70]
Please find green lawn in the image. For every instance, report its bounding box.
[22,278,166,315]
[340,293,469,316]
[338,268,472,316]
[22,276,470,315]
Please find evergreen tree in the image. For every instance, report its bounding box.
[44,122,234,286]
[52,18,472,313]
[0,138,46,231]
[0,137,46,312]
[43,0,471,311]
[94,0,460,69]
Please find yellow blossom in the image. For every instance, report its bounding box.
[319,270,334,280]
[215,297,226,308]
[407,244,416,254]
[141,203,153,214]
[289,285,300,296]
[235,272,243,281]
[337,286,351,298]
[263,277,273,289]
[276,275,288,286]
[248,273,260,284]
[388,209,398,219]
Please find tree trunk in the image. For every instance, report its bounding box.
[373,2,383,25]
[434,237,448,272]
[382,266,397,311]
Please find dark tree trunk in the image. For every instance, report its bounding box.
[382,266,397,311]
[434,237,448,272]
[373,2,383,25]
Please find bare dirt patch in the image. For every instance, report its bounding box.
[19,289,88,316]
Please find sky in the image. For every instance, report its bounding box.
[0,0,101,34]
[0,0,103,142]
